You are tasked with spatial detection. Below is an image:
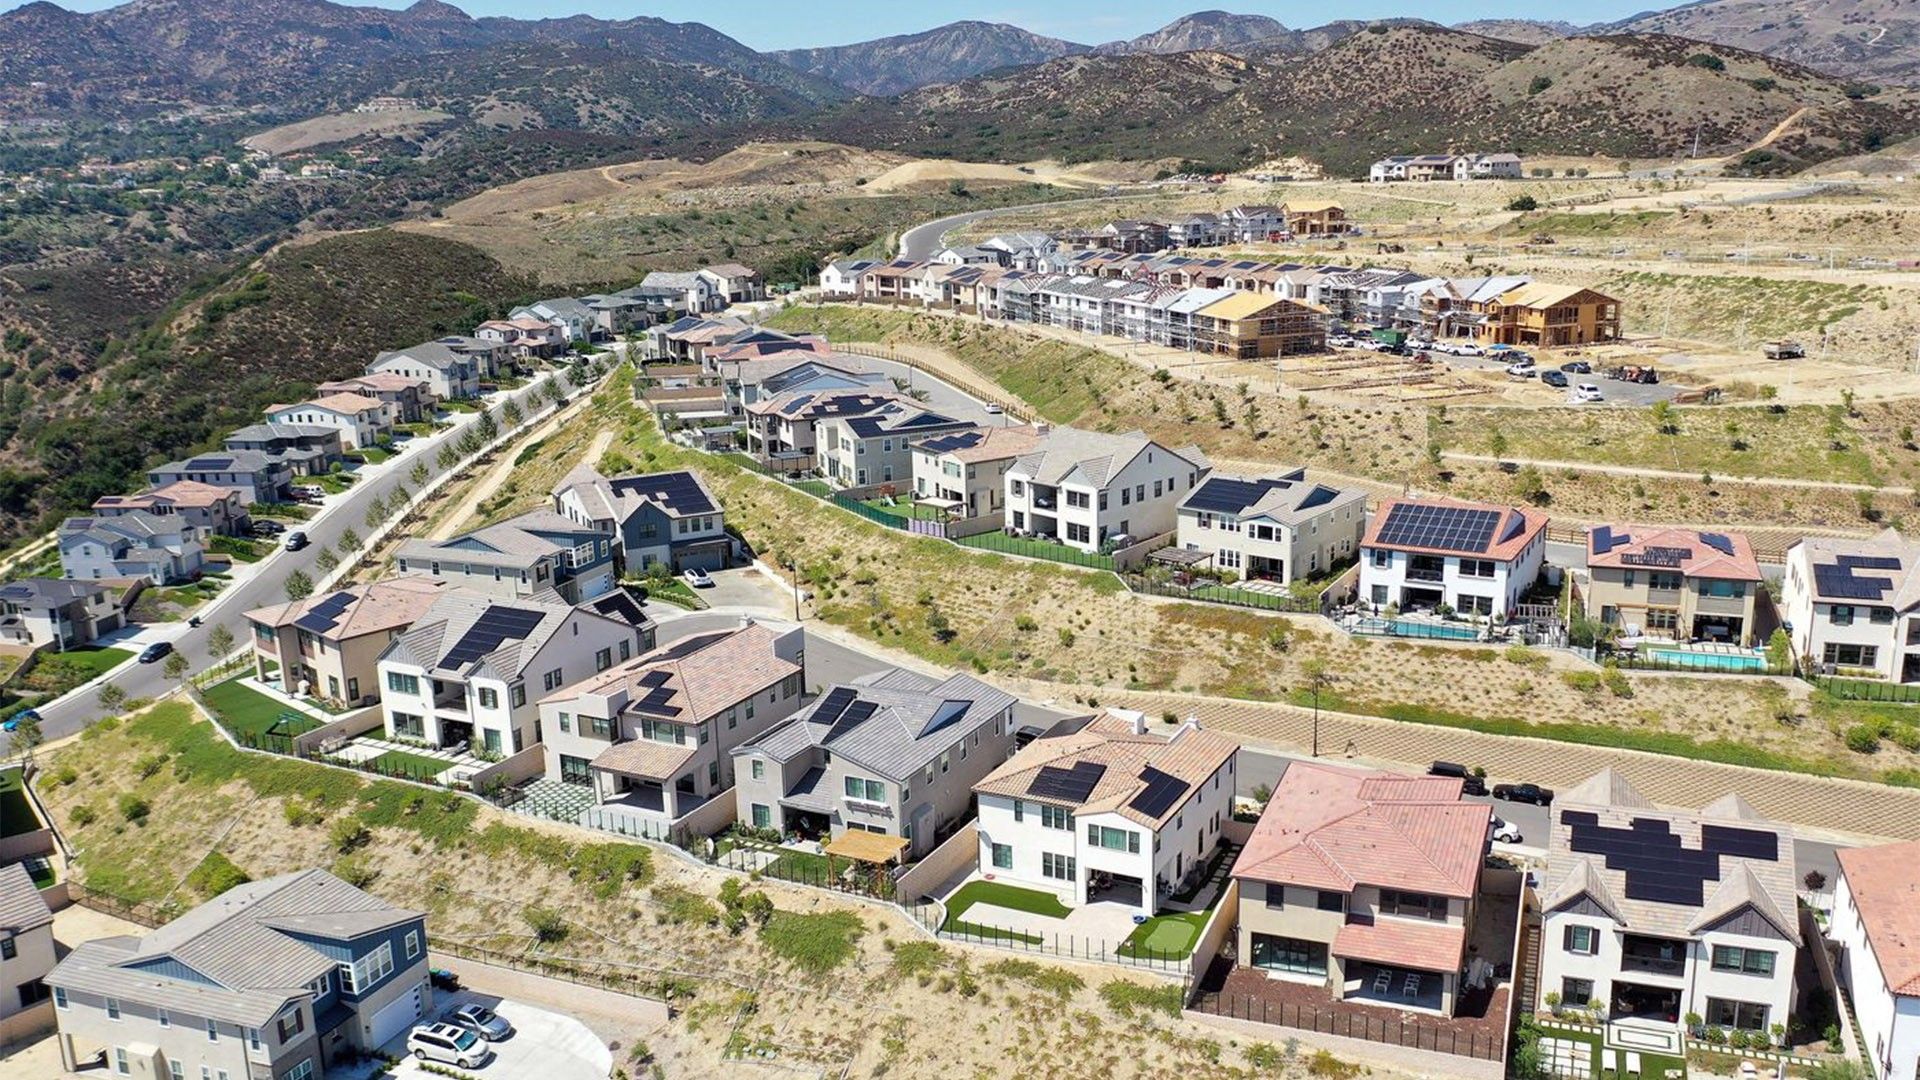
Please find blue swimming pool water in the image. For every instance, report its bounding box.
[1638,648,1767,672]
[1355,618,1481,641]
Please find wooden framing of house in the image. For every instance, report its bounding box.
[1189,293,1328,359]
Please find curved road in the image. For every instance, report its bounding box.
[897,189,1166,261]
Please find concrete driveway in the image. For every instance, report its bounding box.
[381,991,610,1080]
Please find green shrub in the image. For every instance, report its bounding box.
[329,817,371,853]
[1601,662,1633,698]
[117,794,149,822]
[524,905,569,943]
[758,910,862,973]
[889,940,947,978]
[185,851,250,897]
[651,884,721,927]
[1307,1050,1361,1079]
[1845,724,1882,753]
[1097,980,1183,1018]
[69,804,97,826]
[1562,671,1603,693]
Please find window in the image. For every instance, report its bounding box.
[559,754,593,786]
[752,804,771,829]
[509,684,526,708]
[844,776,885,803]
[477,687,498,709]
[1711,945,1775,977]
[1824,643,1879,668]
[1087,825,1139,853]
[157,1007,169,1028]
[170,1063,185,1080]
[114,1048,129,1076]
[991,843,1013,869]
[1042,853,1076,881]
[1379,889,1449,921]
[1013,799,1023,822]
[207,1017,219,1041]
[1561,977,1594,1008]
[1564,925,1599,955]
[1832,605,1856,626]
[595,647,612,672]
[1459,558,1494,578]
[1707,998,1770,1032]
[1265,884,1286,910]
[1040,804,1072,830]
[280,1063,314,1080]
[640,718,687,745]
[1370,549,1390,568]
[387,671,419,695]
[340,942,395,994]
[1315,890,1345,913]
[405,930,421,960]
[558,712,572,734]
[0,937,11,960]
[542,668,563,691]
[1645,609,1679,632]
[54,986,67,1010]
[1249,933,1328,977]
[106,997,121,1021]
[751,760,764,781]
[276,1005,305,1042]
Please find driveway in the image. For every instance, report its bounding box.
[380,992,610,1080]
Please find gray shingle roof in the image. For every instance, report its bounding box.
[0,577,104,605]
[733,669,1014,781]
[1013,427,1207,489]
[0,862,52,934]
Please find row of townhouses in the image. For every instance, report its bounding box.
[1368,152,1525,182]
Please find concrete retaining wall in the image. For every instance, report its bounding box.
[1114,531,1174,573]
[674,784,740,838]
[896,821,978,905]
[0,828,52,865]
[1187,877,1240,983]
[290,705,385,755]
[467,745,544,791]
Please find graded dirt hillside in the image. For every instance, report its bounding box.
[242,107,455,155]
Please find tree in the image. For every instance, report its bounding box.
[98,683,128,712]
[502,400,523,427]
[1299,658,1336,757]
[1649,400,1678,436]
[206,624,235,660]
[1512,464,1548,505]
[475,411,500,443]
[409,462,429,487]
[340,527,361,552]
[8,712,42,764]
[162,651,190,682]
[436,445,458,471]
[315,548,340,573]
[1488,430,1508,458]
[363,498,385,531]
[1506,194,1539,212]
[1767,629,1793,672]
[284,569,314,602]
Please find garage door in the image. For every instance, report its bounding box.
[674,547,726,573]
[367,981,424,1048]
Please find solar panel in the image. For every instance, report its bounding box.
[630,685,680,717]
[916,432,984,454]
[1839,554,1902,571]
[1297,486,1337,511]
[1374,503,1501,553]
[1700,532,1736,557]
[1621,546,1690,569]
[293,591,356,634]
[827,699,878,742]
[1814,563,1894,600]
[1185,477,1279,515]
[1702,824,1778,861]
[185,457,233,471]
[441,606,547,668]
[1590,526,1624,556]
[637,669,672,688]
[1564,813,1779,910]
[647,632,729,662]
[810,687,858,729]
[1128,766,1190,819]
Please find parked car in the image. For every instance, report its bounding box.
[683,566,714,588]
[984,403,1004,415]
[1506,352,1535,366]
[1506,364,1537,379]
[2,707,40,733]
[285,531,309,551]
[1540,370,1569,388]
[249,519,285,536]
[137,641,173,664]
[1453,343,1485,357]
[1559,361,1591,374]
[1574,383,1605,403]
[1491,817,1523,844]
[408,1023,494,1069]
[1427,760,1487,796]
[1493,782,1554,805]
[451,1003,514,1041]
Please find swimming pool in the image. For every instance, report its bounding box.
[1354,618,1481,641]
[1638,648,1768,672]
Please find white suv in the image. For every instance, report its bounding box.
[408,1022,494,1069]
[1573,383,1605,403]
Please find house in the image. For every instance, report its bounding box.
[1369,156,1415,183]
[820,258,882,297]
[1467,282,1622,348]
[643,316,747,364]
[1099,220,1169,253]
[46,869,431,1079]
[149,450,295,506]
[367,342,482,400]
[639,271,720,315]
[933,245,1001,267]
[223,423,348,476]
[510,298,597,344]
[815,399,975,492]
[1281,200,1348,237]
[1188,292,1326,358]
[0,578,123,650]
[1537,769,1799,1035]
[475,317,568,360]
[428,335,508,378]
[550,465,732,573]
[1454,153,1524,180]
[743,388,908,472]
[540,619,804,827]
[1175,470,1367,585]
[699,263,764,305]
[376,589,646,756]
[393,509,617,605]
[1005,427,1212,553]
[1831,840,1920,1080]
[0,862,56,1046]
[317,373,435,423]
[735,667,1017,859]
[1585,526,1762,646]
[577,292,652,336]
[973,710,1238,917]
[1782,531,1920,681]
[93,479,251,537]
[716,352,886,419]
[59,512,204,585]
[1223,205,1287,243]
[1231,763,1491,1016]
[264,393,390,451]
[1359,497,1549,619]
[910,425,1045,530]
[1166,213,1224,248]
[245,577,448,707]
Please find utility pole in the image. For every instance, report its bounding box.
[790,558,803,622]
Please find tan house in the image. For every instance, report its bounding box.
[246,576,448,707]
[910,424,1045,531]
[1584,526,1762,646]
[1231,763,1491,1016]
[1281,200,1349,237]
[1189,292,1326,358]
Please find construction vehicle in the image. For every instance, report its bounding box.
[1375,242,1406,254]
[1763,339,1806,360]
[1605,365,1659,384]
[1673,386,1723,405]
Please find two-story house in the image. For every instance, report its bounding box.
[1782,531,1920,681]
[58,512,204,585]
[0,862,56,1044]
[475,317,567,360]
[509,300,596,345]
[638,271,720,315]
[1231,763,1491,1016]
[393,509,616,605]
[815,400,975,492]
[1175,470,1367,585]
[1004,427,1212,554]
[375,589,645,757]
[716,352,886,419]
[367,342,481,401]
[246,577,448,707]
[47,869,431,1079]
[1538,769,1800,1034]
[972,710,1238,918]
[699,263,764,306]
[221,424,347,477]
[910,425,1044,531]
[316,374,435,424]
[1831,840,1920,1080]
[0,578,123,650]
[743,388,911,473]
[550,465,731,574]
[733,668,1016,859]
[820,258,882,297]
[149,450,295,506]
[94,480,252,539]
[1359,497,1549,620]
[540,620,804,828]
[1585,526,1763,646]
[264,393,390,451]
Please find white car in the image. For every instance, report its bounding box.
[683,566,714,588]
[1491,817,1522,844]
[1573,383,1605,403]
[1453,343,1485,357]
[408,1023,494,1069]
[984,403,1004,415]
[1506,363,1537,379]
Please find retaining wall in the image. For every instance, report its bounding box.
[895,821,978,905]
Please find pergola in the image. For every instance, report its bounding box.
[822,830,910,866]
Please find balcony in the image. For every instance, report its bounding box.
[1406,556,1446,584]
[1620,936,1687,979]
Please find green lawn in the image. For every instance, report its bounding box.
[440,400,481,413]
[201,678,311,742]
[941,879,1071,944]
[860,497,943,522]
[0,768,41,838]
[348,446,393,465]
[792,479,833,499]
[209,535,267,564]
[1535,1022,1686,1080]
[46,647,132,679]
[20,647,134,694]
[368,749,451,781]
[311,473,356,494]
[1118,911,1208,959]
[763,848,833,882]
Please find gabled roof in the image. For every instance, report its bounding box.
[736,668,1014,780]
[246,576,446,641]
[551,465,719,523]
[1835,840,1920,995]
[1791,530,1920,611]
[372,340,477,373]
[702,262,757,279]
[1232,762,1489,898]
[1587,525,1761,581]
[269,392,382,417]
[1542,858,1626,923]
[1180,471,1363,526]
[153,449,282,476]
[1498,281,1610,309]
[383,588,589,681]
[910,425,1045,465]
[1012,426,1209,489]
[395,509,601,571]
[974,713,1235,830]
[0,577,107,605]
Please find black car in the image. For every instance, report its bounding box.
[1540,370,1569,388]
[1492,782,1554,805]
[1427,761,1488,796]
[250,520,285,536]
[1560,361,1592,374]
[285,531,309,551]
[137,641,173,664]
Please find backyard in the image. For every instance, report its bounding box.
[18,647,132,695]
[0,767,40,838]
[200,678,318,743]
[941,879,1068,943]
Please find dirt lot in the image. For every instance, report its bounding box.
[242,109,453,155]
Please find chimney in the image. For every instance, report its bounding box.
[1179,715,1201,738]
[1034,422,1052,437]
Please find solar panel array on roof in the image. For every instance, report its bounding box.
[1839,554,1902,571]
[637,669,672,688]
[613,472,715,516]
[1813,562,1895,600]
[630,686,680,717]
[1186,477,1283,515]
[1375,503,1502,553]
[1027,761,1107,802]
[1499,512,1528,545]
[827,699,879,743]
[1620,546,1690,568]
[916,431,984,454]
[1701,532,1736,557]
[1562,809,1776,908]
[185,457,233,471]
[1590,526,1625,556]
[293,591,356,634]
[441,606,546,669]
[810,687,858,729]
[648,631,728,663]
[1128,766,1191,819]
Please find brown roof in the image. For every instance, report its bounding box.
[1362,496,1547,561]
[1332,918,1466,974]
[1232,763,1489,898]
[1837,840,1920,995]
[973,714,1237,830]
[919,425,1045,465]
[245,576,446,640]
[1586,525,1761,581]
[543,622,799,721]
[590,739,695,781]
[321,373,427,394]
[149,480,242,508]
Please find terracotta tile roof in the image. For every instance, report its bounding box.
[147,480,240,508]
[321,373,427,393]
[973,713,1237,830]
[1232,763,1489,898]
[543,622,798,721]
[245,576,446,640]
[590,739,695,780]
[1837,840,1920,995]
[1332,918,1466,973]
[1586,525,1761,581]
[1362,496,1546,561]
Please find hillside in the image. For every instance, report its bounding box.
[1093,10,1299,55]
[1607,0,1920,86]
[769,21,1088,97]
[1453,18,1580,45]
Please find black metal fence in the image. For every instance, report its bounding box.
[717,845,898,901]
[1189,991,1502,1061]
[904,900,1192,972]
[1124,573,1323,614]
[231,729,459,787]
[952,530,1117,570]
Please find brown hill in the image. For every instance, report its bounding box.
[770,21,1089,97]
[1607,0,1920,86]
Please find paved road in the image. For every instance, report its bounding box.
[896,190,1165,260]
[17,363,604,747]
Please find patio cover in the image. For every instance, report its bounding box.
[824,830,910,864]
[1149,547,1212,567]
[1331,919,1466,974]
[591,739,695,781]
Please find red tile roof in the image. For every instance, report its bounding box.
[1232,763,1489,898]
[1837,840,1920,995]
[1586,525,1761,581]
[1332,918,1467,974]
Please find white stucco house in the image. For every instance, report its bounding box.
[1357,496,1549,619]
[1004,426,1211,554]
[1782,531,1920,681]
[1832,839,1920,1080]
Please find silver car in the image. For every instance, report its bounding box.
[408,1022,494,1068]
[451,1003,514,1041]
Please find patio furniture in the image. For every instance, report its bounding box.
[1372,970,1392,994]
[1627,1052,1643,1079]
[1403,972,1422,997]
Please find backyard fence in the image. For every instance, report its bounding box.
[1188,991,1503,1061]
[66,882,169,929]
[1811,676,1920,704]
[903,899,1192,973]
[952,530,1117,570]
[716,844,899,902]
[1123,573,1324,614]
[432,939,673,1005]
